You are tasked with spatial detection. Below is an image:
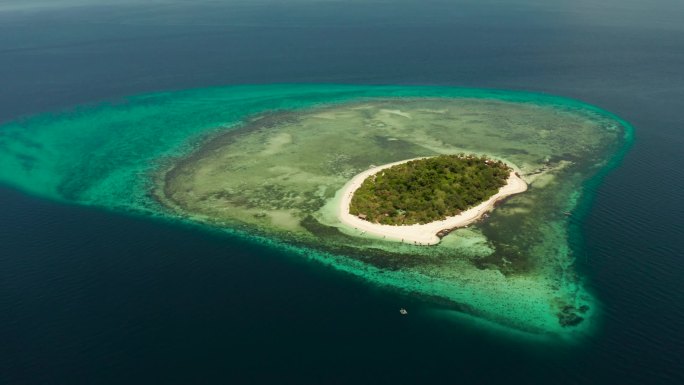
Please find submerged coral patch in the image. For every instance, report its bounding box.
[0,85,632,342]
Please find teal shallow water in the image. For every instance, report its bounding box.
[0,84,633,342]
[0,84,630,207]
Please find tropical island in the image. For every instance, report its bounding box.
[339,155,527,245]
[147,92,622,337]
[0,85,632,340]
[351,155,512,224]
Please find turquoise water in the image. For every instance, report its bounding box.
[0,85,633,343]
[0,84,629,208]
[6,0,684,382]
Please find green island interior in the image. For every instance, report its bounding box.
[0,85,631,342]
[349,155,511,225]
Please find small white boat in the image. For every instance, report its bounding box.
[399,308,408,315]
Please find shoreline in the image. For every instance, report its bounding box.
[337,158,528,245]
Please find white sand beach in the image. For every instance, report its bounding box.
[337,158,528,245]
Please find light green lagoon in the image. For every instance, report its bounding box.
[0,85,632,342]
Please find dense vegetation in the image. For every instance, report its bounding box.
[349,155,511,225]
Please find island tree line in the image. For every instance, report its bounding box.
[350,154,511,225]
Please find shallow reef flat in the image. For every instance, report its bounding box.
[0,85,632,342]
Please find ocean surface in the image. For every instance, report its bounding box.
[1,1,683,384]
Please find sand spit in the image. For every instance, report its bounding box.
[337,158,527,245]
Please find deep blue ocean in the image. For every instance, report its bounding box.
[1,1,683,384]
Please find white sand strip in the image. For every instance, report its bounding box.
[337,158,527,245]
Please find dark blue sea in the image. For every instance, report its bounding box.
[1,1,683,383]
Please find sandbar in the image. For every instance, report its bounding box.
[337,158,528,245]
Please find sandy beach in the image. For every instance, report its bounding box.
[337,158,527,245]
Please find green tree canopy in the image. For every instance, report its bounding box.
[349,155,510,225]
